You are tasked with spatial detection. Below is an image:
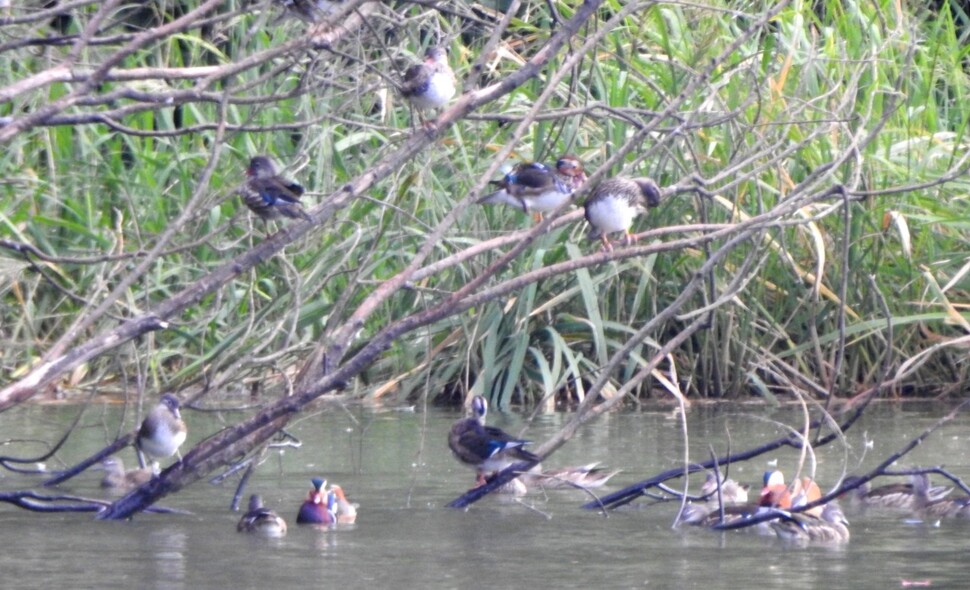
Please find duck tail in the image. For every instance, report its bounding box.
[477,189,524,208]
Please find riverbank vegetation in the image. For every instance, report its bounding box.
[3,1,967,411]
[1,0,969,514]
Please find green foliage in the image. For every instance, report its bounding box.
[1,0,968,408]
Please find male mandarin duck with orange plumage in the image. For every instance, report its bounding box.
[296,477,337,525]
[758,469,794,508]
[330,484,358,524]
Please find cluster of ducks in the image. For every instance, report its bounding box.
[236,477,358,538]
[681,470,851,542]
[98,392,618,536]
[679,468,970,543]
[444,396,970,543]
[847,473,970,517]
[95,393,970,544]
[242,149,664,253]
[95,394,188,490]
[239,36,665,251]
[95,395,356,537]
[100,461,356,539]
[447,395,619,494]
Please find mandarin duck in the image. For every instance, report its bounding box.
[241,156,311,222]
[97,457,152,492]
[498,462,620,495]
[682,472,764,527]
[680,501,780,533]
[683,471,814,533]
[912,473,970,519]
[330,484,358,524]
[521,462,621,490]
[448,395,539,486]
[478,155,587,222]
[296,477,337,525]
[790,477,824,517]
[680,472,751,525]
[771,502,850,543]
[400,47,456,127]
[699,471,750,505]
[760,471,827,516]
[584,176,662,251]
[136,393,187,467]
[758,470,793,509]
[841,475,951,510]
[238,494,288,537]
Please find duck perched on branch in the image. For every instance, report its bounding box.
[497,462,621,496]
[478,155,587,222]
[401,47,456,128]
[136,393,187,468]
[524,462,621,490]
[448,395,539,486]
[241,156,311,222]
[584,176,662,251]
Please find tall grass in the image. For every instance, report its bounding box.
[1,0,968,415]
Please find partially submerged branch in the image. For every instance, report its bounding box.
[0,490,183,515]
[584,403,870,511]
[712,399,970,531]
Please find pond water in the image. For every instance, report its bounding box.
[0,401,967,589]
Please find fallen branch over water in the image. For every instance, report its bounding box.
[0,490,185,515]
